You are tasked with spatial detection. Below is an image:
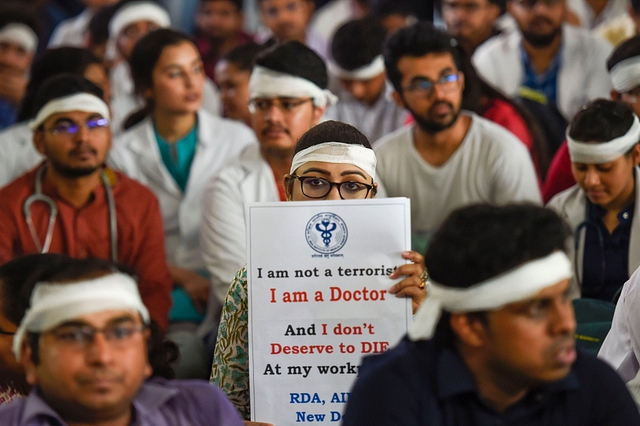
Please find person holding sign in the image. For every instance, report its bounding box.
[342,204,640,425]
[210,120,427,420]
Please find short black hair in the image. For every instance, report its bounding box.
[331,17,386,71]
[88,4,118,47]
[607,34,640,71]
[31,75,104,120]
[370,0,414,18]
[200,0,243,10]
[0,254,76,326]
[384,21,462,93]
[222,42,266,72]
[427,204,570,347]
[18,48,102,122]
[295,120,372,154]
[568,99,635,143]
[256,41,328,89]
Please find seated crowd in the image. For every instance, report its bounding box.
[1,0,640,424]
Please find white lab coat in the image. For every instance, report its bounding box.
[546,167,640,299]
[109,62,222,135]
[0,122,42,188]
[109,109,256,270]
[200,143,280,303]
[472,24,613,121]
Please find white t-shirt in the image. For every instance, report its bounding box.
[324,81,408,143]
[374,113,542,249]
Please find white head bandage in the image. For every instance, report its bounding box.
[249,65,338,109]
[29,93,111,131]
[0,23,38,54]
[328,55,385,81]
[290,142,377,178]
[408,251,572,341]
[109,1,171,39]
[610,56,640,93]
[12,273,149,360]
[567,114,640,164]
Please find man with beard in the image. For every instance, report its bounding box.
[200,41,335,304]
[375,22,540,253]
[472,0,612,127]
[342,204,640,426]
[0,75,173,331]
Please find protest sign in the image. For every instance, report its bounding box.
[247,198,412,424]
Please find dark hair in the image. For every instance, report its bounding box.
[200,0,243,10]
[331,17,386,71]
[568,99,635,143]
[31,75,104,121]
[0,6,40,42]
[384,21,462,93]
[222,42,266,72]
[88,4,119,47]
[255,41,328,89]
[294,120,372,153]
[124,28,195,130]
[607,35,640,71]
[370,0,414,18]
[22,257,178,379]
[427,204,570,347]
[18,48,102,122]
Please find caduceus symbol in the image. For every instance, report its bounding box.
[316,219,337,247]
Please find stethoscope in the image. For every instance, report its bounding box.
[23,165,118,262]
[573,219,606,298]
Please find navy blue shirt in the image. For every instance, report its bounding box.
[581,201,634,301]
[520,45,562,106]
[343,337,640,426]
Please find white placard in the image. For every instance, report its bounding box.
[247,198,412,424]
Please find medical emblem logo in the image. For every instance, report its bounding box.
[305,212,348,254]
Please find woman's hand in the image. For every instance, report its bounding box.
[388,251,427,314]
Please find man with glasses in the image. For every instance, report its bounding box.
[200,41,335,307]
[0,75,173,330]
[375,22,541,253]
[0,257,244,425]
[472,0,612,154]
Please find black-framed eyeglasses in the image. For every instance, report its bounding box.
[402,73,461,96]
[291,175,376,200]
[45,117,110,136]
[47,323,146,349]
[249,98,314,113]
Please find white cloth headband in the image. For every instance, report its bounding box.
[610,56,640,92]
[29,93,111,131]
[408,251,572,341]
[567,115,640,164]
[249,65,338,109]
[0,23,38,54]
[109,2,171,39]
[290,142,377,178]
[13,273,150,360]
[328,55,385,81]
